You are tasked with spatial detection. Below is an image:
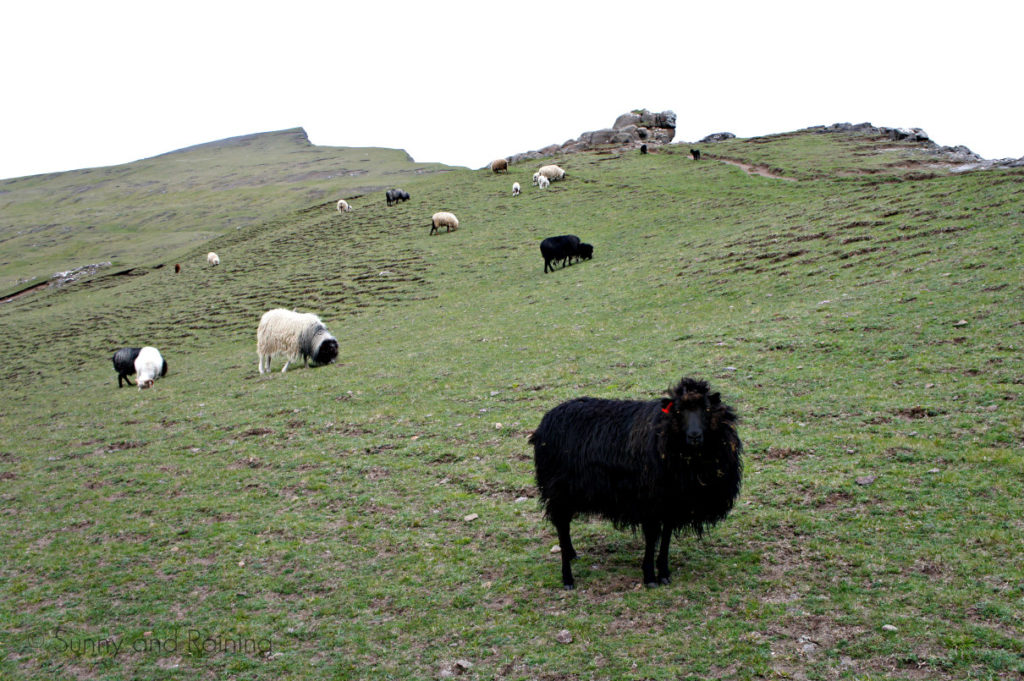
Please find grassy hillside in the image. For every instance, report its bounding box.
[0,128,1021,680]
[0,128,455,294]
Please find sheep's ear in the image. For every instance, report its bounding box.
[709,392,721,405]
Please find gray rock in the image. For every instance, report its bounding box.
[699,132,736,143]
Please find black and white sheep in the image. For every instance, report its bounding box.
[134,346,168,390]
[490,158,509,173]
[112,347,142,387]
[386,189,410,206]
[512,182,521,196]
[533,164,566,185]
[530,377,742,589]
[336,199,351,213]
[207,252,220,266]
[257,308,339,374]
[539,235,593,273]
[429,211,459,235]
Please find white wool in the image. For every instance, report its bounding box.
[430,211,459,234]
[536,164,565,181]
[336,199,351,213]
[257,308,325,373]
[134,346,164,390]
[537,175,550,189]
[207,252,220,266]
[512,182,521,196]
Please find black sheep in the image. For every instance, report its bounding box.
[112,347,142,387]
[386,188,410,206]
[540,235,593,273]
[690,148,701,160]
[530,377,742,589]
[640,144,648,154]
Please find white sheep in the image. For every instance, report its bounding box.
[207,252,220,266]
[134,346,167,390]
[512,182,521,196]
[533,164,566,185]
[430,211,459,235]
[257,308,339,374]
[336,199,351,213]
[537,175,551,189]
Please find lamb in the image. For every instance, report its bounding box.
[207,252,220,266]
[512,182,521,196]
[532,164,566,185]
[429,211,459,235]
[386,189,410,206]
[111,347,142,387]
[257,308,339,374]
[536,175,550,190]
[490,158,509,173]
[539,235,592,273]
[640,144,648,155]
[690,148,701,160]
[336,199,351,213]
[134,346,168,390]
[530,377,742,588]
[174,263,181,273]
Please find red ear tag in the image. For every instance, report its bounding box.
[661,402,672,414]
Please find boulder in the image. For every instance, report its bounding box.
[699,132,736,143]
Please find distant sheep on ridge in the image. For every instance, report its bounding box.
[336,199,351,213]
[490,158,509,173]
[207,252,220,266]
[533,165,566,185]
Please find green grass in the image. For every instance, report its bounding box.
[0,129,1021,680]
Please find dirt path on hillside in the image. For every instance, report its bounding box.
[714,157,797,181]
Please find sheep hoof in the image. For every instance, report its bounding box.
[563,583,575,591]
[644,581,661,589]
[659,576,671,585]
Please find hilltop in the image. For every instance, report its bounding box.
[0,127,455,294]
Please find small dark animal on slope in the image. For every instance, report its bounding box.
[174,263,181,273]
[530,377,742,589]
[386,189,410,206]
[640,144,648,154]
[690,148,701,160]
[540,235,593,273]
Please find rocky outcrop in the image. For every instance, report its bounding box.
[699,132,736,144]
[506,109,676,165]
[813,122,1024,170]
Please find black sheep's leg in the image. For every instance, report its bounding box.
[551,509,577,588]
[641,521,661,587]
[656,524,673,585]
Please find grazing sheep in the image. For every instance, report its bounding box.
[207,252,220,266]
[530,377,742,588]
[690,148,701,160]
[134,346,168,390]
[512,182,521,196]
[257,308,339,374]
[536,175,551,190]
[111,347,142,387]
[336,199,351,213]
[386,189,410,206]
[539,235,591,273]
[174,263,181,273]
[490,158,509,173]
[640,144,648,154]
[429,211,460,235]
[532,164,566,185]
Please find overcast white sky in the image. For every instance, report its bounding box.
[1,1,1021,180]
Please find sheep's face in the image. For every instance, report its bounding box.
[314,338,339,366]
[661,380,722,451]
[138,378,155,390]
